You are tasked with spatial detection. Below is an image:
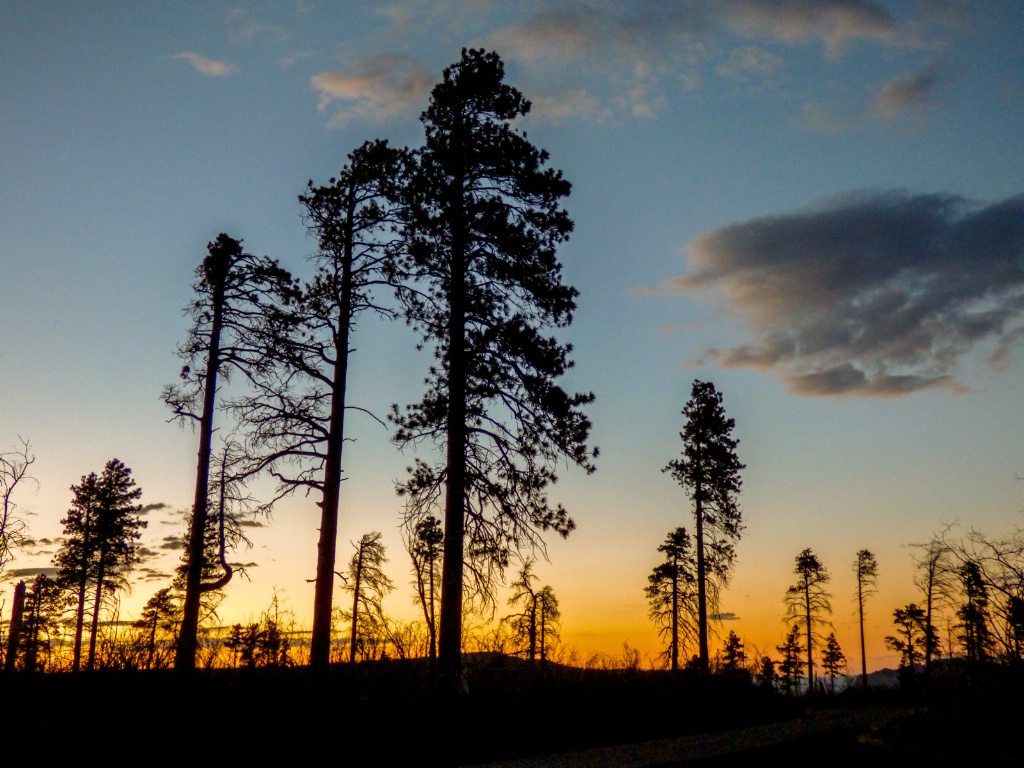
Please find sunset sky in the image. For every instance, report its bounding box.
[2,1,1022,671]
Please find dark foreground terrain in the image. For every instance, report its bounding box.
[7,655,1022,765]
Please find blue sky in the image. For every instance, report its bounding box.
[2,1,1022,668]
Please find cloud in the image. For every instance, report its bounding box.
[479,0,954,123]
[715,45,783,81]
[528,88,613,124]
[311,54,432,127]
[159,535,186,551]
[720,0,901,55]
[140,502,170,515]
[871,64,946,118]
[642,190,1024,397]
[171,52,238,77]
[6,567,59,580]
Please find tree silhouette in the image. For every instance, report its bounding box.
[885,603,929,681]
[343,532,394,664]
[784,548,831,695]
[54,459,145,671]
[18,574,62,673]
[506,560,561,662]
[237,141,407,669]
[1,437,36,579]
[821,632,847,694]
[720,630,749,680]
[912,536,955,679]
[132,587,181,670]
[645,527,697,671]
[405,515,443,667]
[390,48,596,688]
[957,561,992,662]
[776,625,804,695]
[853,549,878,690]
[164,233,295,671]
[664,380,744,673]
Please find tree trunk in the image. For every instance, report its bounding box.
[87,554,107,671]
[804,582,813,695]
[858,580,868,690]
[349,542,364,665]
[671,555,679,672]
[694,472,708,672]
[438,165,468,693]
[176,255,227,672]
[310,195,354,669]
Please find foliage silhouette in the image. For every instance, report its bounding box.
[957,561,992,662]
[664,380,744,673]
[505,559,561,662]
[54,459,145,672]
[885,603,930,683]
[390,48,596,688]
[784,548,831,695]
[645,527,697,671]
[821,632,846,693]
[343,532,394,664]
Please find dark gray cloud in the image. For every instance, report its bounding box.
[159,536,186,551]
[140,502,171,516]
[643,190,1024,396]
[6,567,59,579]
[711,612,739,621]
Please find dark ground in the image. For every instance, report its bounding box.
[7,656,1023,765]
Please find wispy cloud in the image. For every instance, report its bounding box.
[719,0,901,55]
[640,191,1024,397]
[480,0,956,123]
[871,63,946,118]
[311,54,432,127]
[171,52,238,77]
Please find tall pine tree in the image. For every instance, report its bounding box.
[664,380,744,673]
[392,49,596,689]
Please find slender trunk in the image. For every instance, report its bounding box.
[71,510,92,673]
[858,579,868,690]
[439,164,468,693]
[146,614,157,670]
[804,582,813,695]
[73,573,87,672]
[176,256,227,672]
[695,472,708,672]
[349,543,364,665]
[87,553,107,671]
[540,598,546,664]
[310,196,354,669]
[428,554,437,669]
[529,594,537,661]
[924,577,934,681]
[671,553,679,671]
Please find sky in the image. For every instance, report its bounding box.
[2,0,1023,672]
